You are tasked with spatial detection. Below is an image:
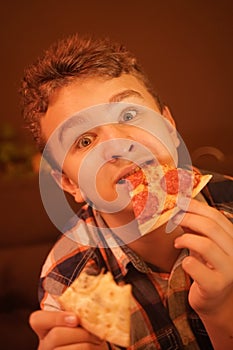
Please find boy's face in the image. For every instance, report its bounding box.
[41,74,179,218]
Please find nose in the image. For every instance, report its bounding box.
[101,124,126,139]
[100,124,135,162]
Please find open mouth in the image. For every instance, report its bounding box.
[117,159,154,184]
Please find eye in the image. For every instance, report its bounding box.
[120,109,137,123]
[75,134,95,149]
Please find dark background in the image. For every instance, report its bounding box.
[1,0,233,174]
[0,2,232,348]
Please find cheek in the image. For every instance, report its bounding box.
[95,166,118,200]
[143,136,176,166]
[62,155,80,183]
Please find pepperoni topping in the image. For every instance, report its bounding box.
[160,168,193,195]
[126,169,146,190]
[132,190,159,224]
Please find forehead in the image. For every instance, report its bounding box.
[41,74,159,140]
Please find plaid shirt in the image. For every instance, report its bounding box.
[39,171,233,350]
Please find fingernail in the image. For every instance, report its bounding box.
[174,237,182,248]
[177,196,190,210]
[65,315,77,326]
[173,211,184,224]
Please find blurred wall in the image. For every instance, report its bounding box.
[1,0,233,174]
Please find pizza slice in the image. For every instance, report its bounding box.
[58,270,131,347]
[125,164,212,234]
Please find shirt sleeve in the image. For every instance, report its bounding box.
[38,232,100,310]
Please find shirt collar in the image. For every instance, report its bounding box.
[93,210,149,275]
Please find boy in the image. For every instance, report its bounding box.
[21,34,233,349]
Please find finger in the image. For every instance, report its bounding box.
[175,234,233,276]
[43,326,103,348]
[174,212,233,256]
[180,255,231,295]
[56,342,107,350]
[178,199,233,235]
[182,255,215,292]
[182,256,216,293]
[29,310,79,339]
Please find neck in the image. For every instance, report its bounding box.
[127,224,183,272]
[100,210,183,273]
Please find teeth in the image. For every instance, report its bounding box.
[127,166,140,177]
[123,166,140,179]
[117,167,140,184]
[117,160,154,184]
[117,165,142,184]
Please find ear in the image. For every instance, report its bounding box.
[51,169,85,203]
[162,105,176,127]
[162,106,180,148]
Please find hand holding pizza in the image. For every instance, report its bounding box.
[58,271,131,348]
[174,199,233,349]
[29,310,109,350]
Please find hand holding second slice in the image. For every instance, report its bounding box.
[59,271,132,347]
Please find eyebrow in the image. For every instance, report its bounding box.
[109,89,144,103]
[58,117,85,145]
[58,89,144,144]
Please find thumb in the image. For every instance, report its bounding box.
[29,310,79,339]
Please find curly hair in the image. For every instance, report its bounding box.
[20,34,163,155]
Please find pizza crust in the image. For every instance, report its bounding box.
[58,271,131,347]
